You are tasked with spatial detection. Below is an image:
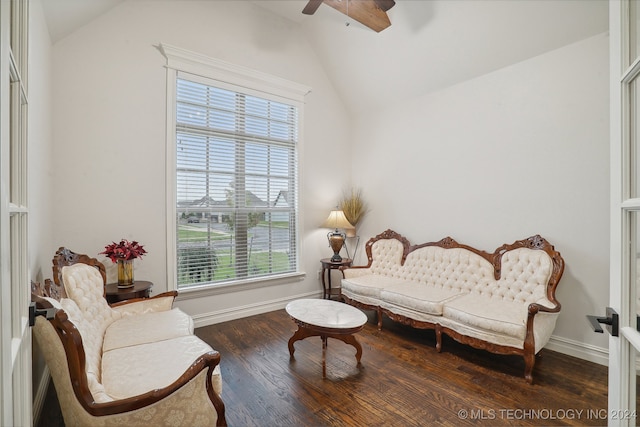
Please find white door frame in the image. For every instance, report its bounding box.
[610,1,640,425]
[0,0,32,425]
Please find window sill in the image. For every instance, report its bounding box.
[174,271,306,301]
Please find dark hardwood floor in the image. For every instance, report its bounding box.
[38,308,609,427]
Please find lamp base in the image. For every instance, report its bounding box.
[327,229,346,264]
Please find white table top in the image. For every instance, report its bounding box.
[286,299,367,329]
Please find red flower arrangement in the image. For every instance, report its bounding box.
[100,239,147,263]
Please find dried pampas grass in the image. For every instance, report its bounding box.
[339,188,369,227]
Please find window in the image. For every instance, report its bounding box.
[161,44,310,291]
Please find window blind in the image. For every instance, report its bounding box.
[175,76,298,287]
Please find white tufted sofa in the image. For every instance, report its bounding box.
[341,229,565,384]
[33,261,226,426]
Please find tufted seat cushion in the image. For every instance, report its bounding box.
[380,283,465,316]
[342,275,410,299]
[102,335,222,400]
[442,294,528,339]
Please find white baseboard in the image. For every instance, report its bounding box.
[191,290,321,328]
[32,365,51,426]
[545,335,609,366]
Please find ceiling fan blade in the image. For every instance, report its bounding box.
[324,0,392,32]
[302,0,323,15]
[373,0,395,12]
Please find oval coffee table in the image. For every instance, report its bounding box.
[285,298,368,377]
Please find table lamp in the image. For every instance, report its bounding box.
[321,209,354,262]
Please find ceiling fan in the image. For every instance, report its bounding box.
[302,0,396,33]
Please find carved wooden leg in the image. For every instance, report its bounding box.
[376,307,383,330]
[333,334,363,364]
[288,325,316,358]
[435,324,442,353]
[287,321,365,377]
[523,324,536,384]
[524,351,535,384]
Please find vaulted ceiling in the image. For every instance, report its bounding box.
[42,0,608,115]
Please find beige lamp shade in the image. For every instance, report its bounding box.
[320,210,355,231]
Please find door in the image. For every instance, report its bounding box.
[611,1,640,425]
[0,0,31,425]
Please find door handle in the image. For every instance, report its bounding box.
[28,302,56,327]
[586,307,619,337]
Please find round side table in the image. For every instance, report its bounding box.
[320,258,352,300]
[105,280,153,304]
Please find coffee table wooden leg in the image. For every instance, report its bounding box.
[287,321,364,376]
[288,325,317,357]
[331,334,363,363]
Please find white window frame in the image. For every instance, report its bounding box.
[160,44,310,296]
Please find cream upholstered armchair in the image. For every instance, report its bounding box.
[32,248,226,426]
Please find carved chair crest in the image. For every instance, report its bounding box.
[52,246,107,287]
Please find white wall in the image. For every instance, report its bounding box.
[29,0,54,280]
[351,33,610,362]
[50,1,351,320]
[29,0,55,417]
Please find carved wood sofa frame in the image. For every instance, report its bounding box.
[52,246,107,294]
[32,248,227,426]
[341,229,565,384]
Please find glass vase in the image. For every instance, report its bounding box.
[117,259,134,288]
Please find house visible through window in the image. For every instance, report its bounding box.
[175,75,299,288]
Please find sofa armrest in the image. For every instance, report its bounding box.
[110,291,177,314]
[524,300,562,358]
[342,266,372,279]
[528,300,561,315]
